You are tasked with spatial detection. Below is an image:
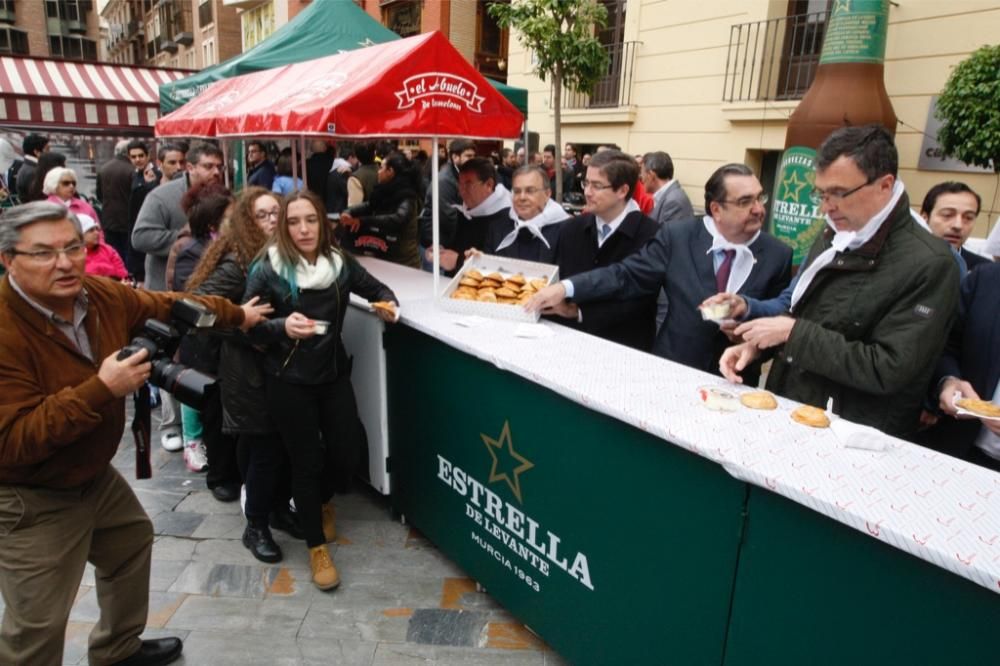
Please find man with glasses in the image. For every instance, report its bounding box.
[720,125,959,438]
[484,165,568,263]
[132,144,223,455]
[0,202,268,666]
[529,162,791,373]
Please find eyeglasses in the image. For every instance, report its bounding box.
[255,210,280,221]
[512,187,545,196]
[582,179,614,191]
[721,193,769,209]
[809,178,875,205]
[60,180,76,186]
[8,243,86,265]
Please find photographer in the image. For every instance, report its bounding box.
[0,202,270,665]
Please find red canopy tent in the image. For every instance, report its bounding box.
[156,31,524,289]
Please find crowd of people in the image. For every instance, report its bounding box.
[1,124,999,665]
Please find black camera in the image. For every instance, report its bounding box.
[117,299,218,410]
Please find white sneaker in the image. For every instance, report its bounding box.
[183,440,208,472]
[161,431,183,452]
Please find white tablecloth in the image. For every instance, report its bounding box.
[356,257,1000,596]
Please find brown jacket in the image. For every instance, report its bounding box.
[0,275,245,488]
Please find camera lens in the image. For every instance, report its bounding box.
[150,360,217,410]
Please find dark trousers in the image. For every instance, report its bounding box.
[236,433,285,525]
[103,229,129,264]
[201,391,240,491]
[265,374,363,547]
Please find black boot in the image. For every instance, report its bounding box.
[242,525,283,563]
[269,508,304,540]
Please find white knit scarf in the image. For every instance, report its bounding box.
[268,245,342,291]
[496,198,569,251]
[452,184,512,220]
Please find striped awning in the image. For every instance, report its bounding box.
[0,56,190,133]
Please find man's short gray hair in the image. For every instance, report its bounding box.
[114,139,130,158]
[0,201,75,255]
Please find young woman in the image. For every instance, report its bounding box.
[339,151,421,268]
[187,187,288,562]
[243,190,398,589]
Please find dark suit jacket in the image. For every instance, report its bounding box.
[961,246,992,272]
[484,217,561,264]
[650,181,694,226]
[571,216,793,374]
[554,210,659,351]
[449,207,510,275]
[919,263,1000,458]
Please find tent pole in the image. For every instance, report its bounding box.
[222,141,230,189]
[291,140,298,190]
[431,135,440,298]
[522,121,529,163]
[299,137,308,192]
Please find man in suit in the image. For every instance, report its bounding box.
[922,263,1000,471]
[15,134,48,203]
[418,139,476,258]
[642,151,693,226]
[484,166,567,263]
[247,140,276,190]
[433,158,511,275]
[919,181,992,271]
[529,163,792,374]
[542,150,660,351]
[96,140,135,262]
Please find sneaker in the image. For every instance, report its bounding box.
[321,503,336,543]
[183,440,208,472]
[160,431,183,452]
[308,545,340,590]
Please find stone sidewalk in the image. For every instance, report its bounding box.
[45,429,567,665]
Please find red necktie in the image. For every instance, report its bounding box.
[716,249,735,293]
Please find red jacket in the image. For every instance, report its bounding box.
[85,242,128,280]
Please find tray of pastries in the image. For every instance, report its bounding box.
[439,253,559,322]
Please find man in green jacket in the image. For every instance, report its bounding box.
[720,125,959,438]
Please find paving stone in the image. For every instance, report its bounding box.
[150,559,190,592]
[405,608,490,647]
[298,605,410,643]
[336,541,467,578]
[70,588,185,628]
[133,486,188,516]
[169,562,271,599]
[371,643,546,665]
[152,535,198,561]
[190,513,245,539]
[174,490,243,515]
[335,518,411,548]
[152,511,205,537]
[191,537,262,565]
[296,637,378,665]
[173,630,303,666]
[166,595,310,635]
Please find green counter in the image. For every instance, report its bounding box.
[384,325,999,664]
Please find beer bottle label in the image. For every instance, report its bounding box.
[819,0,889,65]
[770,146,825,266]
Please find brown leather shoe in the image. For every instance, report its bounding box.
[321,503,336,542]
[309,545,340,590]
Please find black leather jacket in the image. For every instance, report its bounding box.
[243,250,396,385]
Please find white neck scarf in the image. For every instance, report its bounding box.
[268,245,342,291]
[702,215,760,294]
[452,184,512,220]
[790,180,905,311]
[496,198,569,252]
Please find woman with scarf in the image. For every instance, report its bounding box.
[339,151,421,268]
[243,190,398,590]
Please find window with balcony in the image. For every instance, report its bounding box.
[0,26,29,54]
[49,34,97,60]
[0,0,16,25]
[202,37,215,67]
[476,1,508,82]
[723,0,832,102]
[382,0,420,39]
[557,0,640,110]
[198,0,213,29]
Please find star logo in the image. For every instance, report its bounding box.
[481,421,534,504]
[781,171,809,202]
[834,0,851,15]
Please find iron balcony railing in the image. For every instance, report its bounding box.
[556,40,640,109]
[723,10,831,103]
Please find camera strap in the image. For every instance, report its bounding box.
[132,384,152,479]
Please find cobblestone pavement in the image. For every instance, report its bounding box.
[31,419,567,665]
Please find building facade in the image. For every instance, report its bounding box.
[221,0,311,51]
[506,0,1000,235]
[102,0,242,70]
[0,0,101,60]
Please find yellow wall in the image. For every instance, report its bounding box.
[506,0,1000,236]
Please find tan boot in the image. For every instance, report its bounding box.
[309,545,340,590]
[321,503,336,542]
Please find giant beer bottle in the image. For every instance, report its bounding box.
[771,0,896,264]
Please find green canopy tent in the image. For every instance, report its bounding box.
[159,0,528,117]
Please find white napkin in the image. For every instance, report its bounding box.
[513,323,554,339]
[702,216,759,294]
